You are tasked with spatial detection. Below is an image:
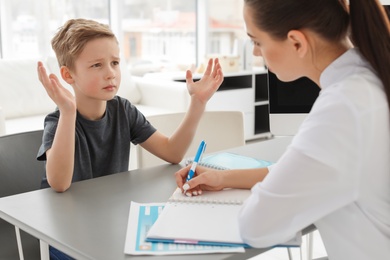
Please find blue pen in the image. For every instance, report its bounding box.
[186,140,207,182]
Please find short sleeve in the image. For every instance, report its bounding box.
[121,98,156,145]
[37,111,59,161]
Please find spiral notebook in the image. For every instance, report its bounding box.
[146,188,301,248]
[124,202,244,255]
[185,152,273,170]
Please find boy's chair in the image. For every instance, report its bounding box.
[0,130,45,260]
[136,111,245,168]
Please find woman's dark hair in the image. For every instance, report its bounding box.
[244,0,390,109]
[349,0,390,106]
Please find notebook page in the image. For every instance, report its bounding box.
[124,202,245,255]
[147,201,244,245]
[147,201,302,248]
[147,189,302,248]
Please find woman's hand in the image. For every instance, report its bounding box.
[175,163,270,195]
[186,58,223,105]
[37,61,76,113]
[175,164,225,196]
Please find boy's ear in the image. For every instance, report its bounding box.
[287,30,308,58]
[60,66,75,84]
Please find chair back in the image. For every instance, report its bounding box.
[137,111,245,168]
[0,130,44,197]
[0,130,44,259]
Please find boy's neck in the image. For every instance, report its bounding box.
[76,99,108,121]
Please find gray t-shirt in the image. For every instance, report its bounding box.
[37,96,156,188]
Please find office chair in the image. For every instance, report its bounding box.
[136,111,246,168]
[0,130,44,260]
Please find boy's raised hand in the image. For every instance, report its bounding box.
[186,58,223,104]
[37,61,76,113]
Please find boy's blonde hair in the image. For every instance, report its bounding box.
[51,18,117,71]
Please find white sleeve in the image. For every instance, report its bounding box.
[238,148,356,247]
[266,164,275,172]
[238,89,361,247]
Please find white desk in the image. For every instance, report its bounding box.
[0,136,300,260]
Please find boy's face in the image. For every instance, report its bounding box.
[69,37,121,102]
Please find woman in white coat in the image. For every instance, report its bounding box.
[175,0,390,259]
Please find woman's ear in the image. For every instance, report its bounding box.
[60,66,74,84]
[287,30,308,58]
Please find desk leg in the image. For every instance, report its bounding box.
[298,233,313,260]
[287,248,293,260]
[15,227,24,260]
[306,232,314,260]
[40,240,50,260]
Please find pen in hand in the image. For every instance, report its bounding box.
[183,140,206,193]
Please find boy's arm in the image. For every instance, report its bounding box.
[140,58,223,164]
[45,112,76,192]
[38,62,76,192]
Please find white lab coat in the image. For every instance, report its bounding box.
[238,48,390,259]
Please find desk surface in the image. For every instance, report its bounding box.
[0,136,295,260]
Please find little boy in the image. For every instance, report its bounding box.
[37,18,223,193]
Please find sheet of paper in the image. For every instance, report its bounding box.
[124,201,245,255]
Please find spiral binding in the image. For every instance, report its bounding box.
[168,195,243,205]
[184,158,229,170]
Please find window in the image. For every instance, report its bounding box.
[0,0,253,73]
[0,0,109,59]
[119,0,196,74]
[208,0,245,55]
[206,0,263,71]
